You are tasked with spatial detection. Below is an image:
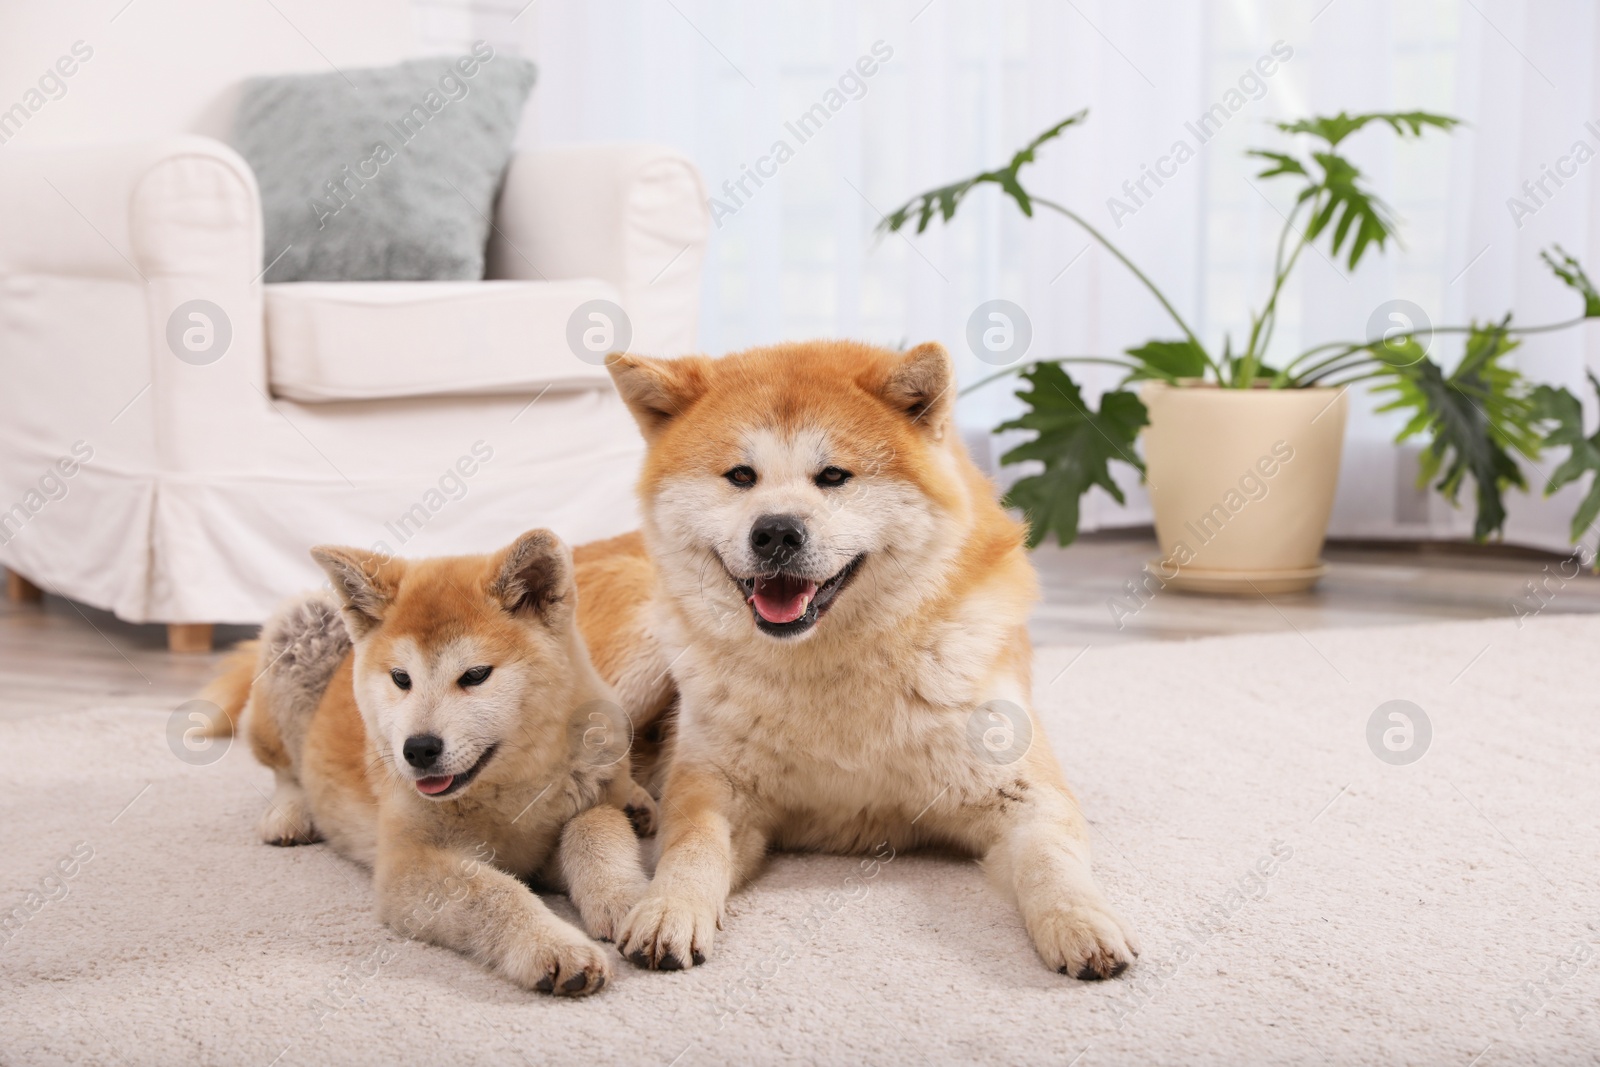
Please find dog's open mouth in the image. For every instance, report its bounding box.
[413,743,498,799]
[732,555,865,637]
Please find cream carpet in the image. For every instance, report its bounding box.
[4,614,1599,1066]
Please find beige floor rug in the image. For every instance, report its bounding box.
[3,614,1598,1065]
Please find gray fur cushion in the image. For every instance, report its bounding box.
[229,48,536,282]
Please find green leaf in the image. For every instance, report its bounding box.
[878,111,1087,236]
[1304,151,1398,270]
[996,362,1148,548]
[1371,336,1429,370]
[1124,339,1208,382]
[1533,373,1600,542]
[1224,351,1282,387]
[1247,150,1307,179]
[1252,111,1459,272]
[1275,110,1461,148]
[1539,245,1600,318]
[1371,319,1537,540]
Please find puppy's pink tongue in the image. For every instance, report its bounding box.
[415,775,454,796]
[750,575,818,624]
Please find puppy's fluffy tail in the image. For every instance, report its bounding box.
[197,640,260,737]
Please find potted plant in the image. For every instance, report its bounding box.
[880,111,1600,592]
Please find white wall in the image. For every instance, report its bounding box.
[4,0,1597,550]
[0,0,416,145]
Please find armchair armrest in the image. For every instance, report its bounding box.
[0,136,267,473]
[0,135,263,285]
[487,144,709,356]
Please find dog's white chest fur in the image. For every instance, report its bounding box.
[666,604,1028,852]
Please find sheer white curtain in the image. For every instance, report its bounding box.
[431,0,1600,550]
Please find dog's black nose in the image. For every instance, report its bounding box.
[402,733,444,770]
[750,514,806,563]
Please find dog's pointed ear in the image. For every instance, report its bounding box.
[606,353,710,441]
[311,546,400,638]
[877,342,955,438]
[489,529,574,627]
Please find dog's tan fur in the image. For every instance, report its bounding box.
[202,530,656,995]
[578,339,1139,979]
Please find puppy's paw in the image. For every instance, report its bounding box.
[258,801,321,847]
[616,893,715,971]
[621,784,658,838]
[508,935,612,997]
[1029,903,1139,980]
[577,879,648,943]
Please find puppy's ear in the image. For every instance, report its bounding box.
[311,546,400,638]
[606,353,710,441]
[876,342,955,438]
[489,529,574,627]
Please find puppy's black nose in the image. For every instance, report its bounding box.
[402,734,444,770]
[750,514,806,564]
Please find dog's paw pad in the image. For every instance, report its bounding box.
[621,786,658,838]
[1032,904,1137,981]
[521,940,611,996]
[624,804,656,837]
[1064,957,1129,981]
[616,894,714,971]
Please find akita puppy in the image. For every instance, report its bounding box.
[578,340,1138,979]
[203,530,655,996]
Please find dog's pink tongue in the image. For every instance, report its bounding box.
[415,775,454,796]
[750,575,818,624]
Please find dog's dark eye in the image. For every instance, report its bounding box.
[815,466,853,487]
[390,669,412,691]
[725,465,757,487]
[459,665,493,687]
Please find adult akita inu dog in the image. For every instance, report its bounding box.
[577,339,1139,980]
[203,530,655,996]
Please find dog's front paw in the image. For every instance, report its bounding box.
[505,934,612,997]
[258,802,321,847]
[622,784,658,838]
[577,878,648,943]
[1029,903,1139,980]
[616,892,716,970]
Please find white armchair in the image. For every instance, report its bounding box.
[0,133,708,647]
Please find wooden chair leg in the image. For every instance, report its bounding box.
[6,569,43,604]
[167,623,214,654]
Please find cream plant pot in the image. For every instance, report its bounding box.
[1139,381,1348,595]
